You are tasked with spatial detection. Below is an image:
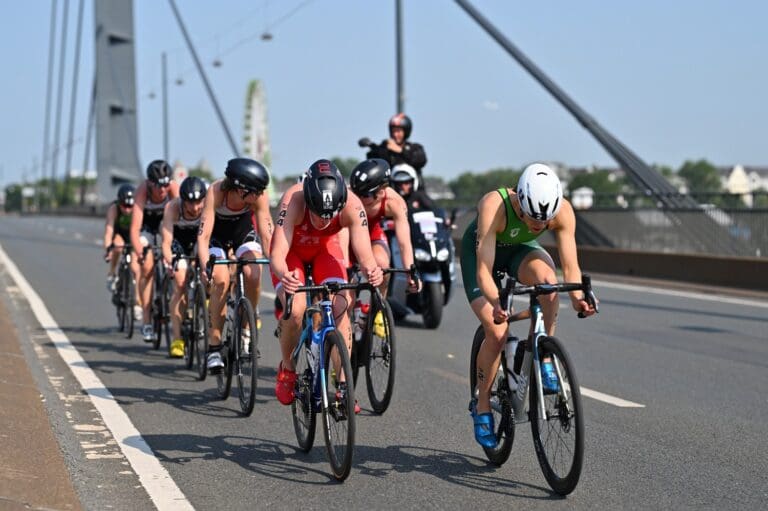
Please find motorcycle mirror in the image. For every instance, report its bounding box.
[358,137,372,148]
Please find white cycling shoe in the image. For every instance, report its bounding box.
[141,324,155,343]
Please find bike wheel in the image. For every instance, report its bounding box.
[234,297,259,416]
[151,270,163,350]
[364,295,396,414]
[183,314,194,370]
[216,327,234,400]
[161,277,173,355]
[116,277,126,332]
[529,336,584,496]
[291,340,316,452]
[469,325,515,466]
[192,286,209,381]
[321,330,355,481]
[125,274,135,339]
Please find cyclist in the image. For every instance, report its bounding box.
[270,159,383,407]
[160,176,207,358]
[461,162,596,449]
[366,113,428,190]
[103,184,142,321]
[197,158,273,373]
[349,158,419,296]
[129,160,180,342]
[390,163,435,213]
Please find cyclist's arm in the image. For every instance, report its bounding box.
[253,191,273,258]
[269,191,301,282]
[387,191,415,269]
[160,199,177,266]
[345,195,377,273]
[475,192,504,307]
[103,204,117,250]
[129,183,147,256]
[196,181,218,270]
[552,200,589,310]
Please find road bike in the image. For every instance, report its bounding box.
[208,257,270,416]
[143,235,172,353]
[469,274,598,495]
[284,279,374,481]
[173,254,208,380]
[109,244,136,339]
[350,265,417,415]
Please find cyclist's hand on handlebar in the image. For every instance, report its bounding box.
[366,266,384,287]
[571,295,597,317]
[492,301,510,324]
[280,270,302,295]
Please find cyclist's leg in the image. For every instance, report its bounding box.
[109,234,124,278]
[138,230,155,332]
[170,242,188,342]
[313,245,351,379]
[207,243,229,349]
[515,246,558,335]
[234,231,263,317]
[371,240,391,296]
[274,252,306,405]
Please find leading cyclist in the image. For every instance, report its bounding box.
[461,163,596,449]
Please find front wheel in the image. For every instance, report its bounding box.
[123,271,135,339]
[469,325,515,466]
[422,281,443,329]
[192,286,209,381]
[530,336,584,496]
[234,297,259,416]
[216,326,234,400]
[364,295,396,414]
[322,330,355,481]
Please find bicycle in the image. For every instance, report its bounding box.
[108,244,136,339]
[284,279,372,481]
[349,265,418,415]
[207,257,270,416]
[468,273,598,495]
[173,254,209,380]
[143,234,172,353]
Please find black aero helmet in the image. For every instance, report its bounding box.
[224,157,269,192]
[389,113,412,140]
[303,159,348,219]
[117,184,135,207]
[349,158,391,197]
[146,159,172,185]
[179,176,207,202]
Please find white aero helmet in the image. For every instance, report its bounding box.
[390,163,419,191]
[516,163,563,222]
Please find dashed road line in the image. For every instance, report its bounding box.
[0,242,193,511]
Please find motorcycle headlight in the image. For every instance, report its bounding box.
[414,248,431,261]
[436,248,450,261]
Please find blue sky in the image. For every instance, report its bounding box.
[2,0,767,188]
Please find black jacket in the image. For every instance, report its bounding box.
[367,140,428,189]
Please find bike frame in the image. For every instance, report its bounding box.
[292,297,337,413]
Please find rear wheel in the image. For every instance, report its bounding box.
[530,336,584,496]
[322,330,355,481]
[192,285,209,381]
[125,275,135,339]
[422,281,443,329]
[364,295,396,414]
[151,269,164,350]
[291,339,316,452]
[235,298,258,416]
[161,276,173,355]
[469,325,515,466]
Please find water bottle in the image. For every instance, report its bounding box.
[352,300,369,342]
[504,336,520,391]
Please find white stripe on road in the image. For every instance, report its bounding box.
[580,387,645,408]
[0,243,193,511]
[594,279,768,309]
[426,367,645,408]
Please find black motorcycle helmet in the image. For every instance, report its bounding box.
[224,157,270,193]
[179,176,207,202]
[146,160,172,186]
[303,159,348,219]
[349,158,391,197]
[389,113,412,140]
[117,184,135,207]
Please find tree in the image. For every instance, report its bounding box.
[331,156,360,179]
[4,184,22,212]
[188,166,215,183]
[449,167,520,204]
[678,159,722,193]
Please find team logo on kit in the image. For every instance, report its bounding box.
[509,227,519,238]
[322,190,333,210]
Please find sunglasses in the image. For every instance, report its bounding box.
[238,187,264,198]
[361,186,385,198]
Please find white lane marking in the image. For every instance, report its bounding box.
[0,243,193,511]
[580,387,645,408]
[594,280,768,309]
[426,367,645,408]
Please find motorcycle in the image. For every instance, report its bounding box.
[383,208,456,329]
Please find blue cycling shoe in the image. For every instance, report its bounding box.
[470,403,498,449]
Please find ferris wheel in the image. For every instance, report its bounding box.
[243,79,277,204]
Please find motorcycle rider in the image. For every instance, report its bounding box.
[390,163,435,213]
[364,113,428,191]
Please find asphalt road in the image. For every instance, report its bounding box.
[1,214,766,510]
